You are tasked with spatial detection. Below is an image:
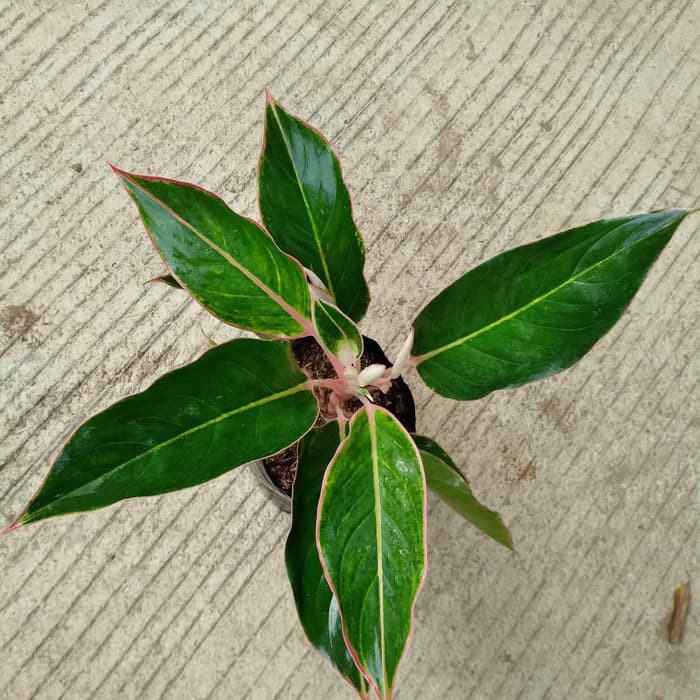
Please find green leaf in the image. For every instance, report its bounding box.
[412,434,513,550]
[317,407,425,698]
[259,93,369,322]
[312,299,363,364]
[112,166,313,338]
[412,210,690,399]
[15,339,318,526]
[285,422,367,697]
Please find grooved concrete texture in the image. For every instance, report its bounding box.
[1,1,698,698]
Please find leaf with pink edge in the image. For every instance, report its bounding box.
[317,407,426,699]
[113,166,312,338]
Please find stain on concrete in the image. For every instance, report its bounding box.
[465,36,478,61]
[516,458,537,482]
[0,305,39,341]
[502,444,537,483]
[438,125,460,161]
[539,396,573,434]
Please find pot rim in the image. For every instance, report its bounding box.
[250,460,291,512]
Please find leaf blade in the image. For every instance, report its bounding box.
[312,299,363,364]
[113,167,312,337]
[412,210,690,399]
[413,434,513,550]
[285,422,366,695]
[317,407,426,698]
[18,339,318,525]
[259,95,369,322]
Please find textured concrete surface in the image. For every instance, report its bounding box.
[1,1,698,698]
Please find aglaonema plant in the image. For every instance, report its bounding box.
[2,90,693,699]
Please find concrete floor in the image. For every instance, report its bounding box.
[1,1,698,698]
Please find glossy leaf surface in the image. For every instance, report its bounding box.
[412,210,689,399]
[413,434,513,550]
[17,340,317,525]
[285,422,366,697]
[317,407,425,698]
[114,167,312,337]
[313,299,363,364]
[259,94,369,322]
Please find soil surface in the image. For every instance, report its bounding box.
[262,335,416,495]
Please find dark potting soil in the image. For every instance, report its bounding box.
[262,336,416,496]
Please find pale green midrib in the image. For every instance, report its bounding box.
[416,223,671,363]
[127,175,309,333]
[368,412,388,694]
[24,383,309,522]
[270,103,336,300]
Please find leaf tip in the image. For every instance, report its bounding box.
[108,163,134,188]
[494,513,516,552]
[670,206,698,223]
[107,161,124,176]
[0,520,21,537]
[390,329,415,379]
[648,207,693,228]
[264,87,275,105]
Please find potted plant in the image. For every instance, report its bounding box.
[2,91,693,699]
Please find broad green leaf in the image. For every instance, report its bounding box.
[113,166,313,338]
[285,422,367,697]
[412,434,513,550]
[312,299,363,364]
[317,407,425,699]
[412,210,689,399]
[15,339,317,526]
[259,94,369,322]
